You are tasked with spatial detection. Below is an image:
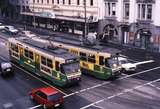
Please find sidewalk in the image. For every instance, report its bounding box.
[1,18,160,57]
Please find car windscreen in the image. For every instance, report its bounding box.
[1,62,12,69]
[48,93,63,101]
[120,59,128,64]
[61,62,80,74]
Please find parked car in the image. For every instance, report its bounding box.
[118,57,136,72]
[0,23,5,30]
[20,30,36,38]
[30,87,64,109]
[0,60,13,76]
[4,26,19,35]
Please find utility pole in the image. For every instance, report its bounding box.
[24,1,26,30]
[33,1,36,28]
[84,0,87,38]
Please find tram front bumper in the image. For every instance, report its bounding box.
[67,72,81,83]
[112,67,122,76]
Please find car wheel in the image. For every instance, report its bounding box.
[30,95,33,100]
[121,68,126,73]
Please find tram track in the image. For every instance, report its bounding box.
[80,78,160,109]
[64,65,160,98]
[1,34,160,109]
[0,52,159,99]
[0,55,68,96]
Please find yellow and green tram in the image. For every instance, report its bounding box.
[31,37,122,80]
[56,43,122,80]
[8,37,81,87]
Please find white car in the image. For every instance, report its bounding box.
[0,61,13,76]
[0,23,5,30]
[21,30,36,38]
[118,57,136,72]
[4,26,19,34]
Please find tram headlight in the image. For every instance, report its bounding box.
[113,64,117,68]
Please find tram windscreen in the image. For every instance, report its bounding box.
[107,57,119,68]
[61,62,80,74]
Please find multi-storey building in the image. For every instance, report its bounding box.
[7,0,160,51]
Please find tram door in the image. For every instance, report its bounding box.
[19,46,24,64]
[35,53,40,74]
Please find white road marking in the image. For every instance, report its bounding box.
[149,84,160,90]
[3,103,14,108]
[80,78,160,109]
[0,42,5,46]
[122,73,127,76]
[93,105,104,109]
[134,60,154,66]
[29,105,42,109]
[64,66,160,98]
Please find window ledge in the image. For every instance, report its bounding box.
[136,19,153,24]
[104,16,117,20]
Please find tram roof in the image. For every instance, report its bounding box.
[43,36,121,56]
[10,37,77,60]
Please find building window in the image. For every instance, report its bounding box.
[112,3,116,15]
[68,0,71,5]
[142,4,145,19]
[52,0,54,4]
[137,4,152,20]
[124,3,129,19]
[77,0,80,5]
[147,4,152,19]
[90,0,93,6]
[57,0,59,4]
[41,0,43,3]
[47,0,49,4]
[37,0,39,3]
[33,0,35,3]
[105,2,116,17]
[63,0,65,4]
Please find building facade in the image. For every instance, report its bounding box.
[7,0,160,52]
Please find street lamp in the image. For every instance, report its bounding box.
[33,1,36,28]
[84,0,87,38]
[24,1,26,30]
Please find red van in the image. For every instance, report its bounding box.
[30,87,64,108]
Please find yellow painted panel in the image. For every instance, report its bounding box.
[80,61,94,70]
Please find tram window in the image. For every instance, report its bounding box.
[24,49,34,60]
[29,51,33,60]
[24,49,29,57]
[105,58,110,67]
[88,54,95,63]
[80,52,87,61]
[99,56,104,65]
[55,61,60,71]
[47,59,53,68]
[41,56,46,65]
[11,43,18,53]
[70,49,79,55]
